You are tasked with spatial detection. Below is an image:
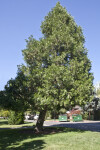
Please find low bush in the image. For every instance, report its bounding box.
[8,111,24,125]
[0,109,10,118]
[82,112,88,120]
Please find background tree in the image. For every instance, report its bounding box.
[0,108,9,119]
[95,83,100,98]
[0,67,32,124]
[22,2,93,132]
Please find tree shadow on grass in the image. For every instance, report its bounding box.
[0,126,85,150]
[0,128,46,150]
[49,122,100,132]
[8,140,46,150]
[18,140,45,150]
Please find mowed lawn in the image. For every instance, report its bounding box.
[0,119,34,129]
[0,120,100,150]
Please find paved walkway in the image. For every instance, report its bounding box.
[44,120,100,132]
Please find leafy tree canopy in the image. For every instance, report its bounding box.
[1,2,94,131]
[0,67,31,112]
[22,2,93,111]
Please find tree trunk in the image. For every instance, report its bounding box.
[35,109,47,132]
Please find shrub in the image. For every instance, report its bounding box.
[8,111,25,125]
[0,109,10,118]
[82,112,88,120]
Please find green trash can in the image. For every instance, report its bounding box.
[59,115,67,122]
[72,114,83,122]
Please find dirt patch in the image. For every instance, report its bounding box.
[19,127,62,135]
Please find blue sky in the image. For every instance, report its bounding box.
[0,0,100,90]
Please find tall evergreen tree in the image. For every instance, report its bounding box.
[22,2,93,131]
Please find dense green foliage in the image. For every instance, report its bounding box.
[3,68,30,112]
[0,67,32,110]
[0,68,30,125]
[22,2,93,111]
[8,111,24,125]
[0,3,93,128]
[0,109,9,118]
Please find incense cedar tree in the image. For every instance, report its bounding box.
[22,2,93,131]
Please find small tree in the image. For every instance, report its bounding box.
[84,97,100,120]
[0,67,30,124]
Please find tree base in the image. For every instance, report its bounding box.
[35,109,47,132]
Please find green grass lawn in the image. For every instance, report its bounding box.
[0,119,100,150]
[0,119,34,128]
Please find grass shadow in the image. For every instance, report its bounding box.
[49,122,100,132]
[43,126,85,134]
[0,126,85,150]
[0,128,46,150]
[16,140,46,150]
[1,120,100,149]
